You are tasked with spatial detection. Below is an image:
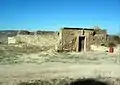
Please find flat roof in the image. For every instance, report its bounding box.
[63,27,83,30]
[84,28,94,30]
[62,27,94,30]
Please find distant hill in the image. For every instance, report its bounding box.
[0,30,19,37]
[0,30,56,37]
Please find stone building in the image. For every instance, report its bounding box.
[57,27,107,52]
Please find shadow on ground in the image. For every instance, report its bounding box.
[68,78,108,85]
[17,78,109,85]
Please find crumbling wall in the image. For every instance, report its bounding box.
[57,28,87,52]
[83,30,94,51]
[58,29,82,51]
[90,45,108,52]
[15,32,58,50]
[91,29,107,47]
[58,28,108,52]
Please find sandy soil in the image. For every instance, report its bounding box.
[0,51,120,85]
[0,63,120,81]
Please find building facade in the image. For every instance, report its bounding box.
[57,27,107,52]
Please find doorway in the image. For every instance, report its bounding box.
[78,36,85,51]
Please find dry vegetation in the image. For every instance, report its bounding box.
[0,44,44,64]
[0,44,119,65]
[0,44,120,85]
[17,77,120,85]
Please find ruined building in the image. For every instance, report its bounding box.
[1,27,119,52]
[57,27,107,52]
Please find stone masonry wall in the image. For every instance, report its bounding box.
[15,33,58,50]
[58,28,107,52]
[60,29,81,51]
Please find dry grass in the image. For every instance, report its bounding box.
[0,44,52,64]
[13,77,120,85]
[0,44,120,85]
[0,44,120,65]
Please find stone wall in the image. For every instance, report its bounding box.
[57,29,82,51]
[84,30,94,51]
[59,28,96,51]
[58,28,108,52]
[15,33,58,50]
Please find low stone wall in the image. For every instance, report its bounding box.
[90,45,109,52]
[15,34,58,49]
[90,44,120,54]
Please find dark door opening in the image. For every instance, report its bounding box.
[78,36,85,51]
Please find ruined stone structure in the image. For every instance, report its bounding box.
[0,30,58,50]
[57,27,107,52]
[1,27,119,52]
[15,30,58,47]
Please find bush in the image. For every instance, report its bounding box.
[108,43,116,47]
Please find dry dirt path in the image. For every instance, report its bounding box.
[0,63,120,85]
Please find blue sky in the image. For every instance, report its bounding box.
[0,0,120,34]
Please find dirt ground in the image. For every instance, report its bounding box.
[0,45,120,85]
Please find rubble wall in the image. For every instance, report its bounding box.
[59,29,81,51]
[58,28,108,52]
[15,33,58,49]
